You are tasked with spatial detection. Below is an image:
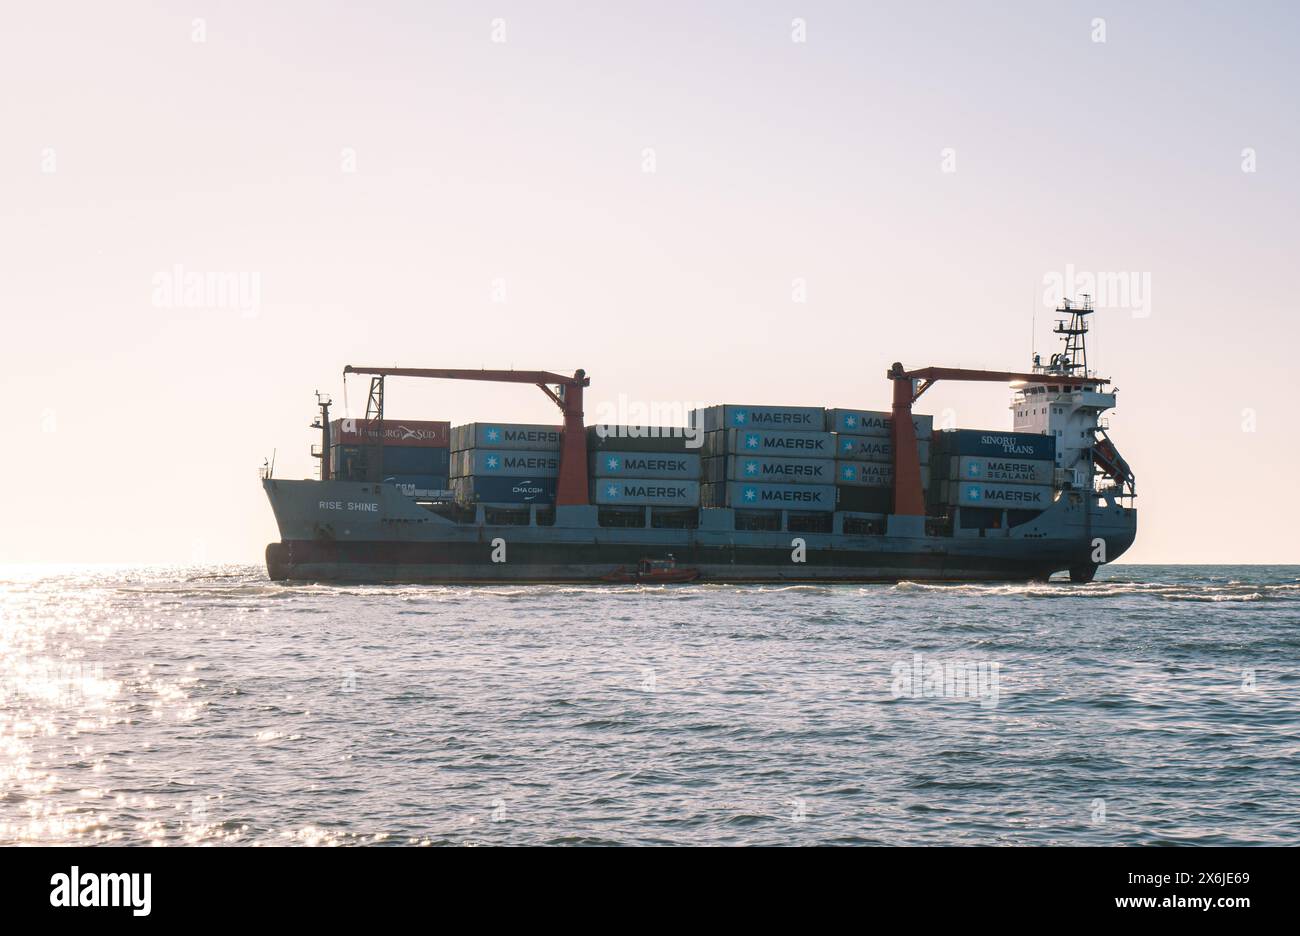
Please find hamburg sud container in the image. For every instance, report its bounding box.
[590,452,700,480]
[945,455,1054,485]
[825,410,934,438]
[715,428,836,457]
[451,423,562,452]
[331,418,450,447]
[452,450,560,478]
[452,475,556,505]
[692,405,826,433]
[592,479,700,507]
[948,480,1053,509]
[726,455,832,485]
[835,436,931,464]
[586,426,696,453]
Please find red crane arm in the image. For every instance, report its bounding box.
[900,366,1108,402]
[343,366,588,388]
[341,365,592,508]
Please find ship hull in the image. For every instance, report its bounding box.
[262,479,1136,584]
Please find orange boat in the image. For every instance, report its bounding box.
[601,556,700,584]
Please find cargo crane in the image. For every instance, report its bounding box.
[341,366,591,506]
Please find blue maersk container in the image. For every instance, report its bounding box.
[452,449,561,478]
[939,430,1056,461]
[592,479,700,506]
[836,436,931,463]
[452,423,563,452]
[722,428,835,457]
[727,455,832,485]
[951,481,1052,508]
[826,410,934,438]
[692,405,826,433]
[590,451,700,479]
[727,482,836,511]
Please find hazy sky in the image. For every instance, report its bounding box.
[2,1,1296,564]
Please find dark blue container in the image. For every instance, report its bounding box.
[941,430,1056,461]
[453,475,557,504]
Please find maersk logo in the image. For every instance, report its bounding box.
[744,433,762,449]
[841,438,854,453]
[483,454,501,471]
[741,485,759,502]
[966,485,982,501]
[965,461,983,478]
[605,456,622,472]
[605,482,621,499]
[743,460,760,476]
[732,410,749,426]
[50,867,151,916]
[484,426,502,443]
[843,413,859,429]
[840,464,858,481]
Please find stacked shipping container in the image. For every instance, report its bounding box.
[694,407,837,513]
[587,426,701,507]
[826,409,933,514]
[328,418,451,497]
[930,430,1057,520]
[449,423,562,506]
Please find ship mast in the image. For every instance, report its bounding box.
[1036,294,1093,378]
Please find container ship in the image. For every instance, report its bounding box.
[263,298,1136,584]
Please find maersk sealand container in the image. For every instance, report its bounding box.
[834,461,931,488]
[691,405,826,433]
[592,479,700,507]
[726,455,832,485]
[451,423,563,452]
[710,428,836,457]
[452,449,561,478]
[945,455,1054,485]
[590,452,701,480]
[825,410,934,438]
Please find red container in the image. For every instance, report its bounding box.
[330,418,450,447]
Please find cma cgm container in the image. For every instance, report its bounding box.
[936,429,1055,461]
[836,436,931,464]
[835,461,931,488]
[452,475,557,505]
[451,423,562,452]
[949,481,1053,509]
[706,428,836,458]
[592,479,700,506]
[586,426,698,452]
[942,455,1054,485]
[692,405,826,433]
[726,455,832,485]
[721,482,837,511]
[825,410,934,438]
[452,449,561,478]
[331,418,450,447]
[383,475,451,498]
[590,452,700,480]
